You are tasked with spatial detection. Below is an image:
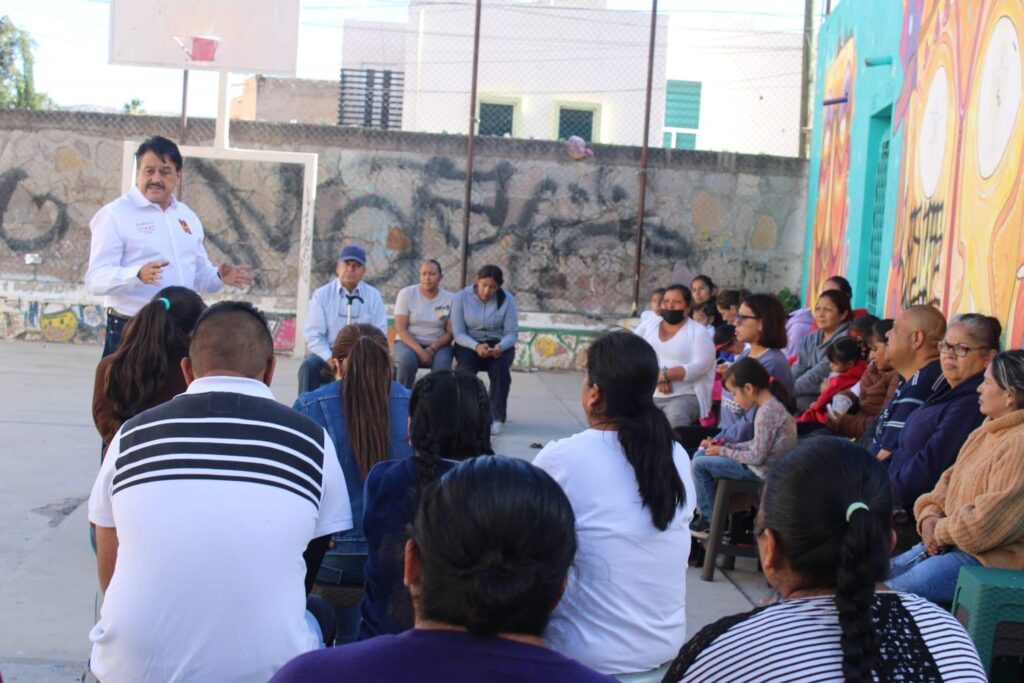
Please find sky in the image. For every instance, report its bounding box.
[0,0,807,118]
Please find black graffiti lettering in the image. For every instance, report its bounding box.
[0,168,70,252]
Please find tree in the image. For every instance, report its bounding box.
[122,98,146,115]
[0,16,52,109]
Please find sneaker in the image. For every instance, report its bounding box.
[490,420,505,436]
[689,516,711,538]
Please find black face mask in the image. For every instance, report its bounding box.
[661,309,686,325]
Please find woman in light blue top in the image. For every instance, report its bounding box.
[451,264,519,435]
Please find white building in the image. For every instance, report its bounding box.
[341,0,802,155]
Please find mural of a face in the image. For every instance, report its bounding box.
[891,0,1024,348]
[809,37,856,301]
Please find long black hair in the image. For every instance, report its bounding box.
[411,456,576,636]
[586,331,685,530]
[409,370,495,500]
[476,264,507,308]
[722,357,797,415]
[105,286,205,422]
[761,438,893,682]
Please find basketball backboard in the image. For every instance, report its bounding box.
[109,0,300,76]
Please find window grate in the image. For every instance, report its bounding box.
[558,108,595,141]
[479,102,515,136]
[865,138,890,307]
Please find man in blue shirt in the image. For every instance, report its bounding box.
[299,245,387,394]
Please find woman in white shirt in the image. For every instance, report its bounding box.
[392,259,454,388]
[638,283,716,428]
[534,331,696,676]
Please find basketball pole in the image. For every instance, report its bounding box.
[179,69,189,145]
[215,71,231,150]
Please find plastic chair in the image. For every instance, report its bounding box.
[951,565,1024,681]
[614,662,670,682]
[700,477,762,582]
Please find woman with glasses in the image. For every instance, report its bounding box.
[886,351,1024,605]
[663,439,985,682]
[636,284,716,428]
[886,314,1001,514]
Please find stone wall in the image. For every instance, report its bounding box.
[0,110,806,367]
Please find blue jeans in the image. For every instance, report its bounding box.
[298,354,332,395]
[101,309,129,357]
[886,542,981,605]
[393,340,453,389]
[692,454,762,518]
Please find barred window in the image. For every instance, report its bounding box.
[479,102,515,136]
[558,107,595,142]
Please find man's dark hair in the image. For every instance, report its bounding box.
[189,301,273,378]
[135,136,183,172]
[824,275,854,299]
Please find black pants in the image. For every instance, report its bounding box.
[454,345,515,422]
[101,309,130,357]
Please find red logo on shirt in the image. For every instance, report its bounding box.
[178,219,192,235]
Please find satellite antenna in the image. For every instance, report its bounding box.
[108,0,319,358]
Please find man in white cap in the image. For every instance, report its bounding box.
[299,245,387,393]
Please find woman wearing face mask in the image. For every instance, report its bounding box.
[450,265,519,436]
[637,284,716,429]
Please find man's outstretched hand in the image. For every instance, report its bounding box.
[218,263,254,287]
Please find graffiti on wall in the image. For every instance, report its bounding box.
[0,299,104,344]
[890,0,1024,346]
[808,36,856,302]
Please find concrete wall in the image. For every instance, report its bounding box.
[805,0,1024,349]
[0,109,805,366]
[230,76,339,126]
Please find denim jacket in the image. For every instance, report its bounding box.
[292,380,414,554]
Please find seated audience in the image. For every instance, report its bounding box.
[360,370,494,639]
[299,245,387,394]
[868,305,947,458]
[293,324,413,592]
[690,358,798,533]
[636,284,716,428]
[887,351,1024,606]
[690,274,718,307]
[715,289,746,326]
[831,318,899,440]
[691,301,718,335]
[639,287,666,324]
[887,314,1000,511]
[88,302,353,683]
[392,259,454,389]
[92,286,205,452]
[665,438,985,682]
[793,289,852,411]
[451,264,519,436]
[797,337,867,426]
[534,332,695,675]
[270,456,614,683]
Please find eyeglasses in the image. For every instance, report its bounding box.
[735,313,761,323]
[937,341,991,358]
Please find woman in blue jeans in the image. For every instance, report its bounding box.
[392,259,455,388]
[292,325,413,604]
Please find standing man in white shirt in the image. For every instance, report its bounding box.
[85,136,253,356]
[299,244,387,394]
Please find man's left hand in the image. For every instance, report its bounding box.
[219,263,253,287]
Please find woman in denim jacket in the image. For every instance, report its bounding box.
[292,324,414,597]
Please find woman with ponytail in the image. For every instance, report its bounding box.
[533,331,695,675]
[359,370,494,639]
[689,357,798,534]
[92,286,206,452]
[664,439,985,682]
[292,324,414,595]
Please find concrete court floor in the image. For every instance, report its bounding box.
[0,339,769,683]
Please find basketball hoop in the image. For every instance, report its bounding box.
[173,34,221,62]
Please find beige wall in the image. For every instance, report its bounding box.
[230,76,338,125]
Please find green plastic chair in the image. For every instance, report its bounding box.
[951,565,1024,680]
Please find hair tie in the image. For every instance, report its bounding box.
[158,297,171,311]
[845,502,869,522]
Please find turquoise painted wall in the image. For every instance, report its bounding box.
[802,0,905,314]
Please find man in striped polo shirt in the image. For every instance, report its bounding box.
[87,301,353,683]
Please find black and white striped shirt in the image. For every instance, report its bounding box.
[668,592,985,682]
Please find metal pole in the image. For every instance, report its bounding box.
[179,70,189,144]
[798,0,814,159]
[459,0,483,289]
[630,0,658,317]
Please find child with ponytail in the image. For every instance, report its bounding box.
[689,357,798,534]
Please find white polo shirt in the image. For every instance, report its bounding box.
[85,186,224,316]
[88,376,353,683]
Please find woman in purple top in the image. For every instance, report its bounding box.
[270,456,613,683]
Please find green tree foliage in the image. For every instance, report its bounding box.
[0,15,53,109]
[122,98,146,115]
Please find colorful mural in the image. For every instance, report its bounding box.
[889,0,1024,347]
[808,37,857,301]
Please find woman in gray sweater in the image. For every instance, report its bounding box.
[451,264,519,435]
[792,289,852,411]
